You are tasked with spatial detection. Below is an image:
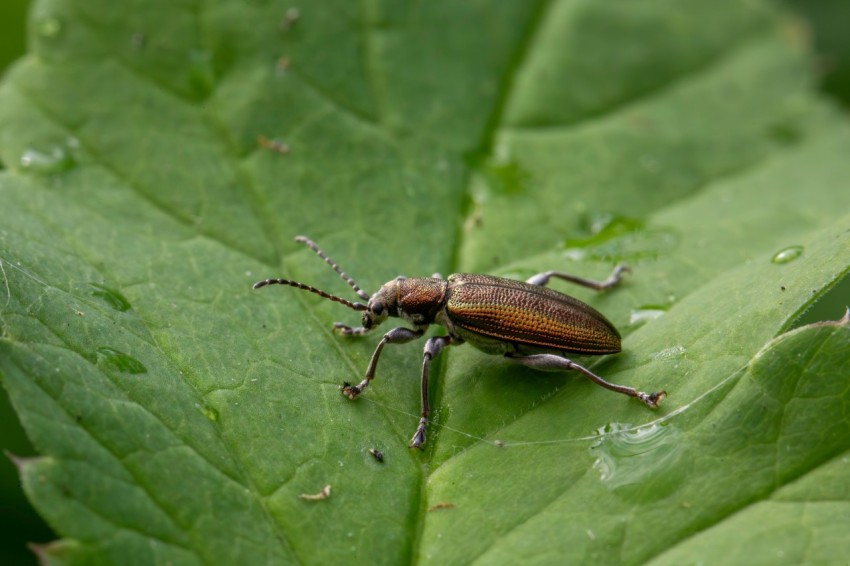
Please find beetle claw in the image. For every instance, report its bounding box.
[409,430,426,450]
[638,390,666,409]
[409,418,428,449]
[341,382,362,399]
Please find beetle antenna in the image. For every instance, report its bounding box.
[294,236,371,301]
[253,278,369,311]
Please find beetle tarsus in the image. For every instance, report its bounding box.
[334,323,368,336]
[409,419,427,449]
[341,382,362,399]
[638,390,666,409]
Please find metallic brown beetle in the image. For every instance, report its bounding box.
[254,236,665,448]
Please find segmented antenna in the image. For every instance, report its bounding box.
[252,278,368,311]
[294,235,370,301]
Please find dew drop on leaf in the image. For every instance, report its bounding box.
[90,284,132,312]
[590,422,685,500]
[96,347,147,374]
[771,245,803,264]
[19,146,75,174]
[197,403,219,422]
[629,305,667,326]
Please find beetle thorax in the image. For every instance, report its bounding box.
[395,277,448,327]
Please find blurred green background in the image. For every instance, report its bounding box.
[0,0,847,563]
[1,3,57,563]
[0,1,27,78]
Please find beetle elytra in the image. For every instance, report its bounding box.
[254,236,666,449]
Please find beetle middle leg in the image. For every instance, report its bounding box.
[526,265,630,291]
[341,326,425,399]
[410,335,457,449]
[505,353,665,408]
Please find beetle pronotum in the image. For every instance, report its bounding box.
[254,236,665,448]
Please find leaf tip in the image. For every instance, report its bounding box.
[4,449,34,473]
[28,539,75,566]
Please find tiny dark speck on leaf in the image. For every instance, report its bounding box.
[279,7,300,32]
[428,502,455,512]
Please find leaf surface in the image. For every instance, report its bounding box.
[1,1,849,564]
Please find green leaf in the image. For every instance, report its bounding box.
[1,0,849,564]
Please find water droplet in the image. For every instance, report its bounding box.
[562,248,586,261]
[629,305,667,326]
[19,145,75,174]
[96,347,147,374]
[563,214,678,263]
[590,422,685,499]
[90,284,132,312]
[197,403,219,422]
[37,17,63,39]
[771,245,803,264]
[484,158,528,194]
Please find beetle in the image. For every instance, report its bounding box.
[254,236,666,449]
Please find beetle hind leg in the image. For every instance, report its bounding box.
[526,265,630,291]
[505,353,665,408]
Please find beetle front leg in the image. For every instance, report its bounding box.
[409,335,457,449]
[526,265,630,291]
[505,353,666,408]
[341,326,425,399]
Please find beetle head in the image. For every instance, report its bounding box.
[362,278,402,329]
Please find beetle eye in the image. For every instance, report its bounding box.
[371,303,384,316]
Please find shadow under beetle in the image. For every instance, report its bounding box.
[254,236,666,449]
